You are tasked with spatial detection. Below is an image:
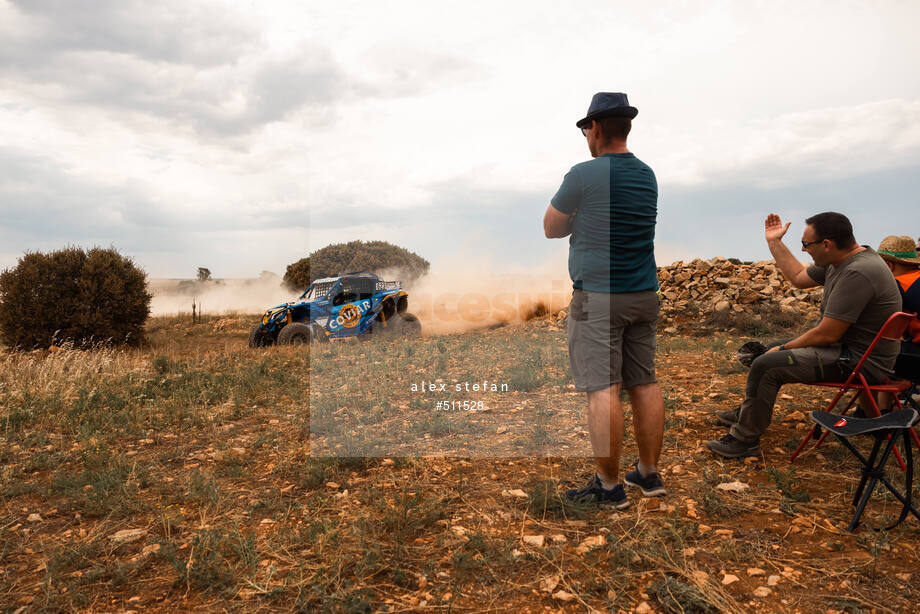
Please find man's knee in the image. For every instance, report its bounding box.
[748,349,796,378]
[626,381,659,394]
[749,351,776,372]
[586,383,620,401]
[748,349,820,398]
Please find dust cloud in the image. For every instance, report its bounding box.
[148,276,295,316]
[148,258,576,335]
[389,256,573,335]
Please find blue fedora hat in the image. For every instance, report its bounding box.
[575,92,638,128]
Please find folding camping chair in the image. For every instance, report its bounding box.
[791,312,920,464]
[894,347,920,412]
[809,409,920,531]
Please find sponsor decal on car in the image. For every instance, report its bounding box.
[327,300,372,331]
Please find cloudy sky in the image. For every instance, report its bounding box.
[1,0,918,279]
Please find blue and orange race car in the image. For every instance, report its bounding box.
[248,272,421,346]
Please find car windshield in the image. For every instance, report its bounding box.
[300,281,335,301]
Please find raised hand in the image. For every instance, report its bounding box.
[764,213,791,243]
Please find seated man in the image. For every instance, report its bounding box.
[707,212,902,458]
[877,235,920,379]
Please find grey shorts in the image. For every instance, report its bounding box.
[567,289,659,392]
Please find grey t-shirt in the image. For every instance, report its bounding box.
[806,247,902,380]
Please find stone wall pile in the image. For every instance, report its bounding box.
[657,257,822,320]
[550,257,823,326]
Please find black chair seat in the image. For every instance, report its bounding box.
[810,409,918,436]
[808,409,920,532]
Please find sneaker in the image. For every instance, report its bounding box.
[565,475,630,509]
[705,433,762,459]
[715,408,740,427]
[624,464,667,497]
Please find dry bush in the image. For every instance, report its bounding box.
[0,247,150,348]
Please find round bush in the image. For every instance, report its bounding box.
[284,240,429,291]
[284,257,310,291]
[0,247,151,349]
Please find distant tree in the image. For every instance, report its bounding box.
[0,247,151,349]
[284,241,429,291]
[197,267,212,282]
[283,257,310,291]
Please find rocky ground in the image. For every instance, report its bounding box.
[1,312,918,613]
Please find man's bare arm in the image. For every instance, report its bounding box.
[764,213,818,289]
[544,204,575,238]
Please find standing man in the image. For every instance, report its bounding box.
[544,92,666,509]
[707,212,902,457]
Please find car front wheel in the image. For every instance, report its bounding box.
[277,322,311,345]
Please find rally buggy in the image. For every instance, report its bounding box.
[248,272,421,347]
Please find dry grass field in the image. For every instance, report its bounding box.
[1,314,918,613]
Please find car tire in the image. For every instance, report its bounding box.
[277,322,311,345]
[248,323,273,348]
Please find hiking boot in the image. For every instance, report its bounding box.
[624,464,667,497]
[706,434,761,459]
[565,475,630,509]
[715,408,740,427]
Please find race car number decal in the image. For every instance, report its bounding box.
[328,300,372,331]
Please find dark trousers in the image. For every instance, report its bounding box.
[895,342,920,381]
[731,341,850,442]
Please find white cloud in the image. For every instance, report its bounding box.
[648,98,920,188]
[0,0,919,281]
[2,0,257,66]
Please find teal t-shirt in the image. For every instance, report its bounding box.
[551,153,658,293]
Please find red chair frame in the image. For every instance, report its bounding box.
[791,312,920,464]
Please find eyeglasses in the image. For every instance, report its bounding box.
[801,239,823,249]
[580,122,592,137]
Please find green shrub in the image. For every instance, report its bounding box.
[0,247,150,348]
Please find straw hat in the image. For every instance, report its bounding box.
[877,235,920,265]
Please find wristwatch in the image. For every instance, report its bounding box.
[778,344,786,351]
